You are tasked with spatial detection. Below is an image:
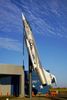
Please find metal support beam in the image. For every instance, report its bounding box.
[29,55,32,99]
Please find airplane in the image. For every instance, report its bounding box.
[22,13,56,86]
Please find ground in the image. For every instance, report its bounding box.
[0,97,51,100]
[0,96,67,100]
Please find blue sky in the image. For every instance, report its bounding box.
[0,0,67,87]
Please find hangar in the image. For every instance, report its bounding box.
[0,64,24,97]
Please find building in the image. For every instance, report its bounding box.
[0,64,24,97]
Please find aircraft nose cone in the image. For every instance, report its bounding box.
[22,13,25,20]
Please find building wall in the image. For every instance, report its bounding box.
[0,75,11,96]
[0,64,24,97]
[0,85,11,96]
[0,64,23,75]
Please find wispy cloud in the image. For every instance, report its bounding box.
[0,0,22,34]
[0,37,22,52]
[0,0,67,39]
[15,0,67,39]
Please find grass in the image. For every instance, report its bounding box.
[50,87,67,92]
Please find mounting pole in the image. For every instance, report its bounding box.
[29,54,32,99]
